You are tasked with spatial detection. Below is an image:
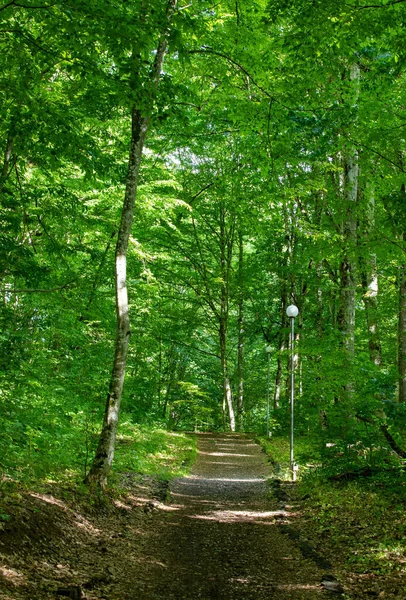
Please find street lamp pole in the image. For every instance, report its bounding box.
[286,304,299,481]
[266,345,272,438]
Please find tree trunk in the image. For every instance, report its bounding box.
[220,315,235,431]
[274,285,288,410]
[218,201,235,431]
[85,7,175,487]
[236,231,244,431]
[399,230,406,402]
[337,63,360,393]
[85,107,149,487]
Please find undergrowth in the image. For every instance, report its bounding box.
[257,434,321,479]
[261,433,406,591]
[114,422,197,480]
[0,412,197,491]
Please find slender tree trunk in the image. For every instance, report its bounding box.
[220,315,235,431]
[274,285,288,410]
[219,202,235,431]
[163,347,178,420]
[337,63,360,393]
[85,6,175,487]
[157,338,162,411]
[361,260,381,366]
[314,192,324,332]
[236,231,244,431]
[398,230,406,402]
[85,107,149,487]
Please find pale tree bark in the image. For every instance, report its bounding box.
[283,197,298,405]
[162,344,178,420]
[398,229,406,402]
[219,201,235,431]
[86,1,176,487]
[236,230,244,431]
[337,63,360,393]
[273,196,293,409]
[220,316,235,431]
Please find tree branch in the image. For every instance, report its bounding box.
[380,424,406,459]
[190,182,214,204]
[189,46,276,103]
[354,139,406,172]
[0,0,15,12]
[356,413,406,459]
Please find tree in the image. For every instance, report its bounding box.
[86,0,177,487]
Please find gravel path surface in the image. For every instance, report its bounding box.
[140,432,327,599]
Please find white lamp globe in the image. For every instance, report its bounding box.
[265,345,272,353]
[286,305,299,318]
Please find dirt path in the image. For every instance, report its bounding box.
[135,432,329,599]
[0,433,335,599]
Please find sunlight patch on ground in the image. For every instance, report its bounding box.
[73,516,101,534]
[113,499,133,510]
[127,494,154,505]
[30,493,68,510]
[126,495,181,511]
[156,504,180,512]
[216,443,257,449]
[192,476,265,483]
[198,451,252,457]
[30,493,102,535]
[230,576,250,584]
[277,583,321,591]
[0,565,26,586]
[189,509,294,523]
[203,461,242,465]
[170,492,224,506]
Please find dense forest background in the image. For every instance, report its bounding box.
[1,0,406,485]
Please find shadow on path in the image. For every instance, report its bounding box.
[140,433,329,599]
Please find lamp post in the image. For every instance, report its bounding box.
[266,345,272,438]
[286,304,299,481]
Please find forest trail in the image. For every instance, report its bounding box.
[0,433,339,600]
[135,432,331,599]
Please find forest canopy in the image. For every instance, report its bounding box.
[1,0,406,485]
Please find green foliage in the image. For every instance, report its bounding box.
[114,424,196,479]
[258,435,322,479]
[0,403,196,485]
[1,0,406,486]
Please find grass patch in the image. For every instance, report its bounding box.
[0,411,197,493]
[257,434,321,478]
[114,422,197,480]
